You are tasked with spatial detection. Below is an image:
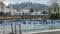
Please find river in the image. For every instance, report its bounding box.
[0,19,60,34]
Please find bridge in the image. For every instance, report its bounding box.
[0,15,48,20]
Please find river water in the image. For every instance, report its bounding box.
[0,19,60,34]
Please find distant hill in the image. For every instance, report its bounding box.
[8,2,49,10]
[12,4,21,10]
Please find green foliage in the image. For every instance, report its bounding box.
[30,8,33,12]
[48,13,54,20]
[48,0,60,20]
[48,12,59,20]
[42,11,48,14]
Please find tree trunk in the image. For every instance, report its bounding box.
[51,20,53,24]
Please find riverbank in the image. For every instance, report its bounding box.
[27,29,60,34]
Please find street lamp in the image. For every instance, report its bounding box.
[11,21,14,34]
[14,20,17,34]
[2,13,6,34]
[19,22,22,34]
[17,19,22,34]
[13,19,22,34]
[8,20,14,34]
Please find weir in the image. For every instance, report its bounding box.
[0,15,47,20]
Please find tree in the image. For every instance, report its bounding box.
[48,0,60,24]
[48,12,59,24]
[30,8,33,13]
[0,0,6,34]
[0,0,5,12]
[42,10,48,14]
[49,0,60,13]
[48,13,54,24]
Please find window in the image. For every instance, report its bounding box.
[22,13,24,15]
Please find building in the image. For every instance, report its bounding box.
[30,10,41,15]
[0,3,18,16]
[14,7,48,16]
[13,7,31,16]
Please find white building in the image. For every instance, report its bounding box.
[1,6,17,15]
[13,7,31,16]
[14,7,47,16]
[30,10,42,15]
[0,3,18,16]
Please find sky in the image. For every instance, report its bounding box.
[4,0,20,4]
[4,0,49,4]
[21,0,49,4]
[3,0,49,6]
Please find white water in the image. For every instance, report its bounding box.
[0,20,60,34]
